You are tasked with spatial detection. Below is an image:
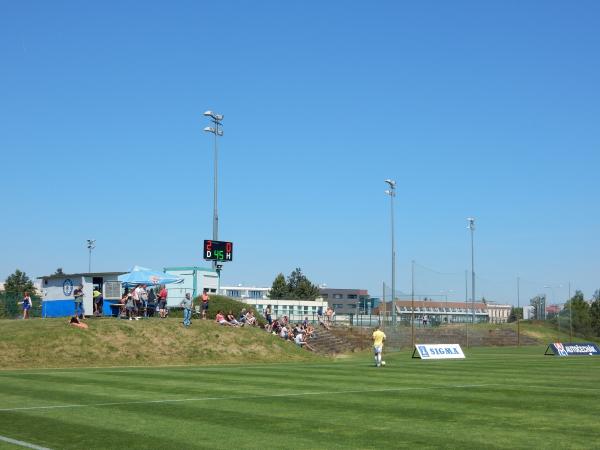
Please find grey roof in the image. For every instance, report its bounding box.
[37,272,126,280]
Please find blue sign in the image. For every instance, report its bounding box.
[545,342,600,357]
[63,279,74,296]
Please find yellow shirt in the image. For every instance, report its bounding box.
[372,330,386,347]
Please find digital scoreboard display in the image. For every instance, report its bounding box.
[203,240,233,261]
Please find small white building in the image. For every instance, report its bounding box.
[486,303,513,323]
[237,297,328,322]
[163,266,218,306]
[38,272,124,317]
[219,285,270,301]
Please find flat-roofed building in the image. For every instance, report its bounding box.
[319,288,371,314]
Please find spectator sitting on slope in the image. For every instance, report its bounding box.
[226,310,242,327]
[215,310,235,326]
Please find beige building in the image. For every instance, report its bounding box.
[486,303,512,323]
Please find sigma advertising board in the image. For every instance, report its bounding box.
[412,344,465,360]
[545,342,600,357]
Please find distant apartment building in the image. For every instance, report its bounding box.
[319,288,371,314]
[375,300,512,323]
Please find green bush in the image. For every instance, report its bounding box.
[168,295,265,325]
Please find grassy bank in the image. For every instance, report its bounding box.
[0,318,322,369]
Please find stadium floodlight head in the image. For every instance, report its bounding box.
[467,217,475,230]
[86,239,96,250]
[384,179,396,188]
[204,110,223,122]
[384,189,395,196]
[204,126,215,133]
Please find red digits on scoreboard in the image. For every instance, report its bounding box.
[226,242,232,253]
[206,241,212,251]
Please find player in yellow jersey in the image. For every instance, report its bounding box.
[372,325,386,367]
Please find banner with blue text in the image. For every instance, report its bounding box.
[545,342,600,357]
[412,344,465,360]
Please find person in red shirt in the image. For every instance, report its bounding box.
[201,289,210,319]
[158,286,168,318]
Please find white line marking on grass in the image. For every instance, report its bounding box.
[0,434,51,450]
[0,384,493,413]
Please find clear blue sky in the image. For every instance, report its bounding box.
[1,1,599,305]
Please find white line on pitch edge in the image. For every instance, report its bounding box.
[0,434,52,450]
[0,384,493,413]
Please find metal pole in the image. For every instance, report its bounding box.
[391,190,395,325]
[465,269,469,348]
[88,247,92,273]
[382,281,386,329]
[468,219,475,325]
[411,259,415,347]
[517,276,520,346]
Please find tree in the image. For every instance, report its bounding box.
[54,268,64,275]
[530,295,546,320]
[590,289,600,336]
[269,273,288,300]
[508,307,523,323]
[4,269,35,294]
[268,268,320,301]
[563,291,592,336]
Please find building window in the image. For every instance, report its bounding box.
[227,290,241,297]
[249,290,262,299]
[347,294,357,299]
[333,294,343,299]
[104,281,120,299]
[322,294,328,299]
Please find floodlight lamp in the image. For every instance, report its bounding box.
[214,114,224,121]
[204,126,215,133]
[203,110,214,118]
[384,179,396,187]
[217,130,223,136]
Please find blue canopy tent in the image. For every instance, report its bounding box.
[118,266,184,288]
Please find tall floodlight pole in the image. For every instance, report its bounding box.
[467,218,476,325]
[203,110,224,273]
[385,179,397,325]
[517,276,521,346]
[86,239,96,273]
[411,260,415,347]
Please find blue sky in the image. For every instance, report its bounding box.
[1,1,598,305]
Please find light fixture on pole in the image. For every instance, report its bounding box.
[203,110,224,273]
[384,179,396,325]
[467,217,475,325]
[86,239,96,273]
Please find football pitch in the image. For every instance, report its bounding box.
[0,346,598,449]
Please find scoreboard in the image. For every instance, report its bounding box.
[203,240,233,262]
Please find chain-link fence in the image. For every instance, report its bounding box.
[0,292,42,319]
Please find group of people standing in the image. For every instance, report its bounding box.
[121,284,169,320]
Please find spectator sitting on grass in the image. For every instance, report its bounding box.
[226,310,242,327]
[245,311,257,326]
[69,316,88,329]
[279,325,288,340]
[271,320,281,335]
[295,331,305,347]
[215,310,235,326]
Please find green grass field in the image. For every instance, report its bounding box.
[1,346,599,449]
